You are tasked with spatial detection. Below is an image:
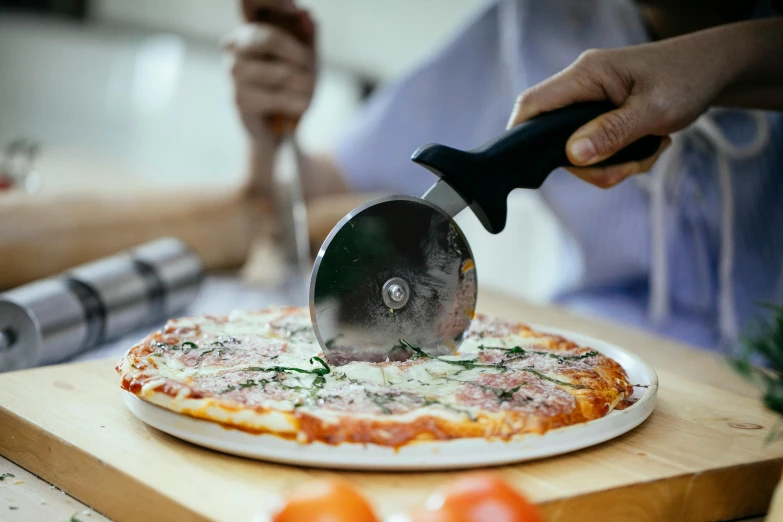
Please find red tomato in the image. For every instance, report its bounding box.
[270,479,379,522]
[412,473,542,522]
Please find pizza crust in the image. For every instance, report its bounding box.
[117,307,632,447]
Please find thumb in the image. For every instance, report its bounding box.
[298,9,316,46]
[566,98,651,166]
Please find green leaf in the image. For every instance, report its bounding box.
[766,418,783,444]
[763,382,783,417]
[308,356,331,375]
[479,345,599,362]
[497,385,522,401]
[732,302,783,441]
[196,348,215,364]
[756,302,783,313]
[364,389,393,414]
[421,399,477,422]
[403,339,591,390]
[400,340,491,370]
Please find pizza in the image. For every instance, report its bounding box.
[117,306,633,447]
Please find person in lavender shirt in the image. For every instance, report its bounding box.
[225,0,783,352]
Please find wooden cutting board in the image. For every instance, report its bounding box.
[0,350,781,521]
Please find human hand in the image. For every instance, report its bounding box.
[507,35,739,187]
[224,0,316,145]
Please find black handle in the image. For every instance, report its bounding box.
[411,101,662,234]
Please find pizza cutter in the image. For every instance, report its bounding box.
[310,101,662,364]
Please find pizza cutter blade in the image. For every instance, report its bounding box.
[310,101,662,364]
[310,185,476,365]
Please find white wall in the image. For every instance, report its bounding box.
[0,14,360,188]
[92,0,483,81]
[0,2,567,303]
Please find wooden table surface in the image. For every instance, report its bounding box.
[0,290,772,521]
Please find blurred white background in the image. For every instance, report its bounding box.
[0,0,570,303]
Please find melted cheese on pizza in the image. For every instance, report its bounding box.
[117,307,632,446]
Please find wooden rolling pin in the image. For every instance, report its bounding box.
[0,189,261,290]
[0,186,380,291]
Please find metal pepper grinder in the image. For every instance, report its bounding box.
[0,238,203,372]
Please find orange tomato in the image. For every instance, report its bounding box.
[270,479,379,522]
[412,473,542,522]
[407,508,454,522]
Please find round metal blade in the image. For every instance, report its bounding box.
[310,195,477,365]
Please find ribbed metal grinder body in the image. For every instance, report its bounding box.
[0,237,203,372]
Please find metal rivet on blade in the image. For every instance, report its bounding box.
[382,278,410,310]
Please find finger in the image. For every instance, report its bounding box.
[235,89,310,117]
[224,24,313,69]
[233,60,314,93]
[240,0,296,22]
[565,97,660,166]
[565,136,671,188]
[507,60,608,129]
[298,9,316,45]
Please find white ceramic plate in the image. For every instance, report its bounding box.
[124,325,658,470]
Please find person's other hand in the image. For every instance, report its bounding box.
[506,36,736,188]
[223,0,316,145]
